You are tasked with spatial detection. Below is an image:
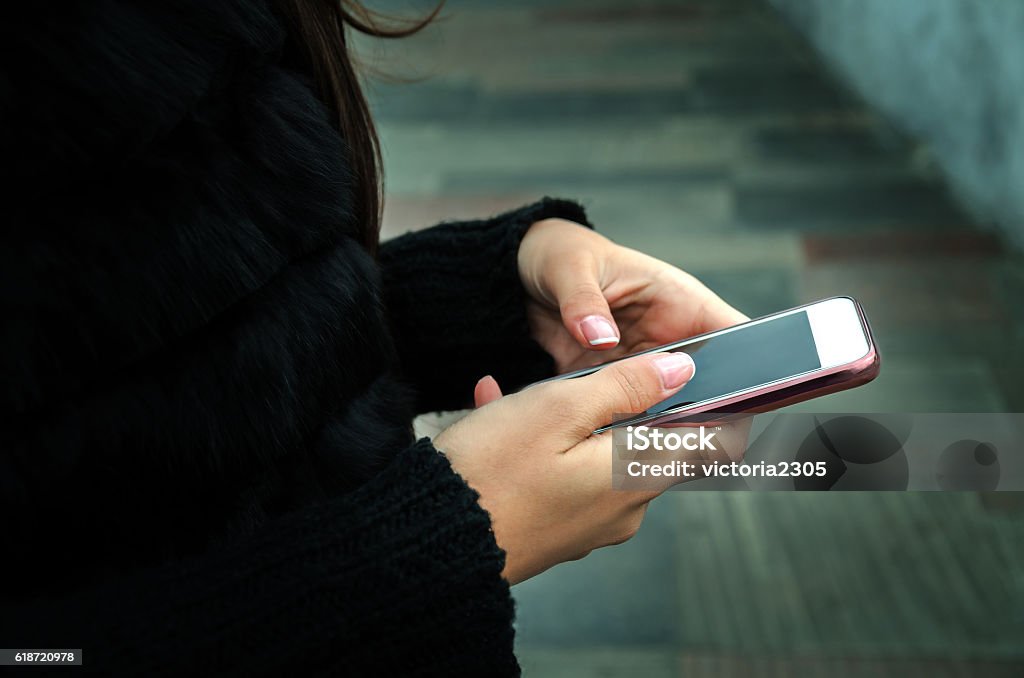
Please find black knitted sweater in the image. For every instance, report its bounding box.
[0,2,591,675]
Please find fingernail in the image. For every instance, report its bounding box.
[580,315,619,346]
[653,352,695,390]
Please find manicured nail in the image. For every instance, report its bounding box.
[653,352,695,390]
[580,315,619,346]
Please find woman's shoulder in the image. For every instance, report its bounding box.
[1,0,365,419]
[4,0,285,173]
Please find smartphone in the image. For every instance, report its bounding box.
[542,296,879,432]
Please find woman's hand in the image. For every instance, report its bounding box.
[435,351,697,585]
[517,218,748,374]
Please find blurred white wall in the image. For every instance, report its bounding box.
[769,0,1024,246]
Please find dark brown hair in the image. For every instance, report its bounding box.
[275,1,441,255]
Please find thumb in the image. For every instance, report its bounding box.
[547,256,620,350]
[571,351,696,433]
[474,375,503,408]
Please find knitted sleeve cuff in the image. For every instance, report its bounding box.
[379,197,593,413]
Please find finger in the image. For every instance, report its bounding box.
[704,300,748,331]
[568,351,696,432]
[474,375,503,408]
[694,290,749,334]
[546,255,620,350]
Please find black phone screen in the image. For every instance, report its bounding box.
[646,310,821,416]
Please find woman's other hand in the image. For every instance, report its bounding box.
[517,218,748,373]
[435,351,696,585]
